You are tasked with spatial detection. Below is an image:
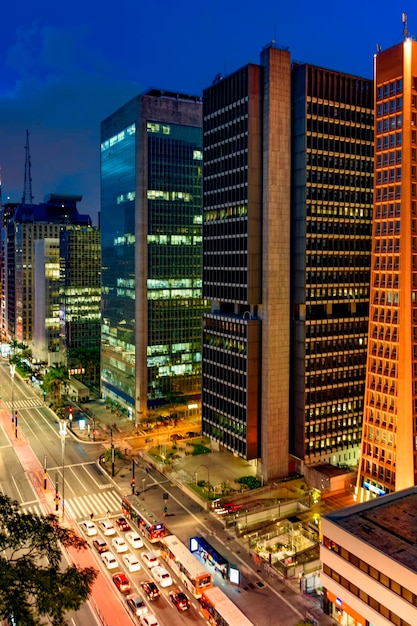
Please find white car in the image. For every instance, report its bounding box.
[80,520,97,536]
[99,519,115,536]
[141,551,159,569]
[123,552,141,572]
[101,551,118,570]
[140,613,159,626]
[153,566,172,588]
[125,531,144,549]
[112,537,128,553]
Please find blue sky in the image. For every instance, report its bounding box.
[0,1,415,224]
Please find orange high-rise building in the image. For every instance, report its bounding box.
[357,37,417,499]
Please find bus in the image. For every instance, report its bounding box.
[121,494,166,543]
[160,534,212,598]
[200,586,255,626]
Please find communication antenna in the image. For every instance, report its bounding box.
[376,43,381,53]
[402,12,408,39]
[22,129,34,206]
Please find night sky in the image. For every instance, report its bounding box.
[0,0,415,224]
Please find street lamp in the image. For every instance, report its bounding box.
[10,364,17,437]
[59,418,67,519]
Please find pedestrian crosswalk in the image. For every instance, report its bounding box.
[20,501,48,517]
[66,489,122,520]
[5,397,44,411]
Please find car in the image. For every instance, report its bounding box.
[112,572,131,593]
[80,520,97,536]
[224,503,242,513]
[141,551,159,569]
[125,531,144,549]
[99,519,116,536]
[122,552,141,572]
[101,551,118,570]
[92,537,109,554]
[141,581,160,601]
[169,590,191,611]
[112,537,128,553]
[185,431,199,438]
[139,613,159,626]
[152,566,172,588]
[116,516,131,531]
[169,433,184,441]
[126,593,148,617]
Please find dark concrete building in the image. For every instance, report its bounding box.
[202,45,374,480]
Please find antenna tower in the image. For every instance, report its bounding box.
[22,129,34,205]
[402,13,408,39]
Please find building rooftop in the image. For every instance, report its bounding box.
[325,487,417,571]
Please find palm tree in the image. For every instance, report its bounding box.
[42,365,68,406]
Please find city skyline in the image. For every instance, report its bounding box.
[0,1,414,223]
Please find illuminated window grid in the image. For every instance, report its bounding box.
[359,51,417,495]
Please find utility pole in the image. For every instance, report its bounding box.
[110,427,115,478]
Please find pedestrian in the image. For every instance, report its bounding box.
[90,512,94,520]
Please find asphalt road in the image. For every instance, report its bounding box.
[0,361,331,626]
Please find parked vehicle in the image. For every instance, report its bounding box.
[112,572,131,593]
[126,594,148,617]
[141,581,160,601]
[116,516,131,531]
[123,552,141,572]
[101,551,118,570]
[141,551,159,568]
[125,531,144,549]
[99,519,116,536]
[92,537,109,554]
[112,537,128,553]
[80,520,97,536]
[153,566,172,588]
[169,590,191,611]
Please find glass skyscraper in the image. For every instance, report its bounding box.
[101,90,208,423]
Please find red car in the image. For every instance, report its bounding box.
[169,590,190,611]
[116,517,131,531]
[112,572,131,593]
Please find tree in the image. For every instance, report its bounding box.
[0,494,97,625]
[42,365,68,406]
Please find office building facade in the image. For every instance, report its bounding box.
[4,194,91,345]
[291,65,374,470]
[202,44,291,479]
[59,226,101,363]
[321,487,417,626]
[358,38,417,498]
[202,46,374,480]
[101,90,208,422]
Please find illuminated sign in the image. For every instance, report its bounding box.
[229,564,240,584]
[363,482,386,496]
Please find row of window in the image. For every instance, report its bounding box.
[306,386,364,406]
[377,79,403,100]
[308,188,373,205]
[376,150,402,167]
[322,562,411,626]
[374,256,400,271]
[307,101,373,124]
[306,432,361,452]
[376,97,403,116]
[307,136,373,157]
[306,253,370,268]
[306,153,373,172]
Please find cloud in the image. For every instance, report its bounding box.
[1,22,139,221]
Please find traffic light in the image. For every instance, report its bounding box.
[131,477,136,494]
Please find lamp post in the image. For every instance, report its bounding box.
[59,418,67,520]
[10,364,17,437]
[195,464,210,496]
